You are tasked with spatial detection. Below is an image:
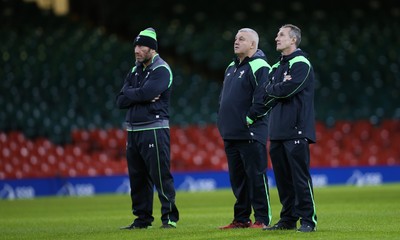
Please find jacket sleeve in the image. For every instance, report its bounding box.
[263,94,277,109]
[247,66,272,122]
[121,66,171,104]
[265,61,311,98]
[116,73,133,109]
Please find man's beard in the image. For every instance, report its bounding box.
[138,49,152,65]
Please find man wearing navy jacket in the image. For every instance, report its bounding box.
[263,24,318,233]
[217,28,273,229]
[116,27,179,230]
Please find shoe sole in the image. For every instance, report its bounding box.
[160,225,176,229]
[263,227,296,231]
[120,225,151,230]
[297,228,316,232]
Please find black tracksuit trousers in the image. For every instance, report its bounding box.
[126,128,179,227]
[224,140,272,225]
[269,138,317,228]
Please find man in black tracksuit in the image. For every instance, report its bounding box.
[116,28,179,229]
[264,24,318,232]
[217,28,273,229]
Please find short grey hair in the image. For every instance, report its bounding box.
[281,24,301,47]
[238,28,259,47]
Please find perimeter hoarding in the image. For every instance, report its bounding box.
[1,166,399,199]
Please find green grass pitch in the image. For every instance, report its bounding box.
[1,184,399,240]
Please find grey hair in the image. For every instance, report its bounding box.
[238,28,259,47]
[281,24,301,47]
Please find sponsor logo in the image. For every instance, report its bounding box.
[57,183,95,196]
[0,184,35,199]
[116,178,131,194]
[311,174,328,187]
[178,176,217,192]
[346,170,383,186]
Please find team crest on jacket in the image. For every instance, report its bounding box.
[239,70,245,78]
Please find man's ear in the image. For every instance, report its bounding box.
[251,41,256,49]
[292,37,297,45]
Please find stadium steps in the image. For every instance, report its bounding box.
[1,120,400,180]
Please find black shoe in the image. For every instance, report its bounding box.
[120,223,151,230]
[160,224,176,229]
[263,222,296,231]
[297,224,316,232]
[160,221,177,229]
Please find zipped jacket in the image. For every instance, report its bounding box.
[265,49,316,143]
[217,49,271,144]
[116,54,172,130]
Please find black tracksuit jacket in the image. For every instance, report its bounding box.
[217,49,271,144]
[265,49,316,143]
[116,54,172,129]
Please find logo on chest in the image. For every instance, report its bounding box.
[238,70,245,78]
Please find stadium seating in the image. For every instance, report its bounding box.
[0,0,399,179]
[1,119,400,179]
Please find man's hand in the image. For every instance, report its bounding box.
[283,74,292,82]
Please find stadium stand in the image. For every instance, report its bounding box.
[0,0,399,179]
